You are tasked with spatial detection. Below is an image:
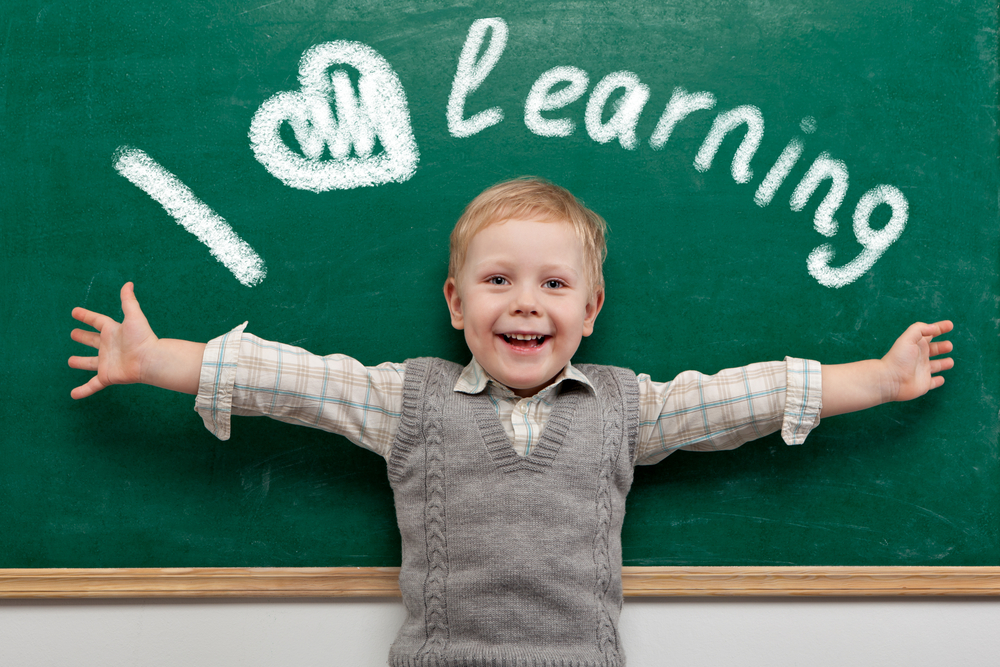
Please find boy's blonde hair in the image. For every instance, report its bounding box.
[448,177,608,292]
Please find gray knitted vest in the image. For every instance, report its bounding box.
[386,357,639,667]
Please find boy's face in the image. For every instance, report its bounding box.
[444,217,604,398]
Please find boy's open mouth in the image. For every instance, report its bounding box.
[500,333,549,348]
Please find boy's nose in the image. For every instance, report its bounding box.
[510,288,541,315]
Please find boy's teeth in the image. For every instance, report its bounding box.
[503,333,546,342]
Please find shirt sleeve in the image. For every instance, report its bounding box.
[634,357,822,465]
[194,323,405,460]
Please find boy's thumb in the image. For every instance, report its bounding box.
[121,282,141,315]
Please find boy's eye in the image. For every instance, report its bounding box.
[544,279,565,289]
[487,276,508,285]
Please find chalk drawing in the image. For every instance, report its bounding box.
[808,185,908,288]
[447,18,508,138]
[649,87,717,149]
[249,41,419,192]
[113,147,266,287]
[790,152,849,237]
[694,105,764,184]
[584,71,650,150]
[524,66,589,138]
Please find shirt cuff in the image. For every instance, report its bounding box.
[781,357,822,445]
[193,321,248,441]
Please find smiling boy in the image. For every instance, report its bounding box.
[70,177,953,666]
[444,215,603,397]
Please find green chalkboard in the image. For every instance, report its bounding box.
[1,0,996,569]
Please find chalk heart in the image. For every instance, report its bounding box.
[249,41,420,192]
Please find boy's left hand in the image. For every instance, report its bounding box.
[821,320,954,418]
[881,320,954,403]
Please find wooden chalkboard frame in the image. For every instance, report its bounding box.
[2,567,999,597]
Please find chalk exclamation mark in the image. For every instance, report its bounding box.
[113,146,267,287]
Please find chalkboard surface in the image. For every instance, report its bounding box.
[1,0,996,569]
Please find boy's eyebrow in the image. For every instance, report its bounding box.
[469,258,583,277]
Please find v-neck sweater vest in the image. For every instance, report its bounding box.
[387,357,640,667]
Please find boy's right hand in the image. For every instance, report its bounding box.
[69,283,205,398]
[69,282,158,399]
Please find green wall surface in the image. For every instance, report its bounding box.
[1,0,996,567]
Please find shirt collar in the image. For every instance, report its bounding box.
[454,357,593,398]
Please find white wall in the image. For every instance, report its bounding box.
[2,598,999,666]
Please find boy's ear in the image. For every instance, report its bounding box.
[443,277,465,330]
[582,288,605,337]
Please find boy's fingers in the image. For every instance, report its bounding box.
[923,320,953,337]
[72,307,113,332]
[928,340,953,357]
[70,328,101,349]
[71,306,94,325]
[68,355,99,372]
[901,322,930,343]
[929,358,954,374]
[120,282,144,320]
[70,376,106,400]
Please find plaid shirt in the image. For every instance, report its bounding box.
[195,323,822,465]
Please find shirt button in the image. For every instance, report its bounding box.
[519,403,528,414]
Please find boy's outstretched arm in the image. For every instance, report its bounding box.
[820,321,954,418]
[69,282,205,399]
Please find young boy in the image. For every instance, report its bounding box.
[70,178,953,666]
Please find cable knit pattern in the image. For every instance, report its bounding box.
[577,365,639,664]
[388,359,639,667]
[388,358,430,483]
[417,359,451,657]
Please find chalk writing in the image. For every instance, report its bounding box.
[236,17,910,288]
[791,152,850,238]
[249,41,419,192]
[754,137,805,207]
[753,119,814,207]
[754,135,805,207]
[650,88,717,149]
[694,105,765,184]
[808,185,908,288]
[440,18,909,288]
[113,147,266,287]
[585,71,651,150]
[524,66,589,137]
[448,18,508,138]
